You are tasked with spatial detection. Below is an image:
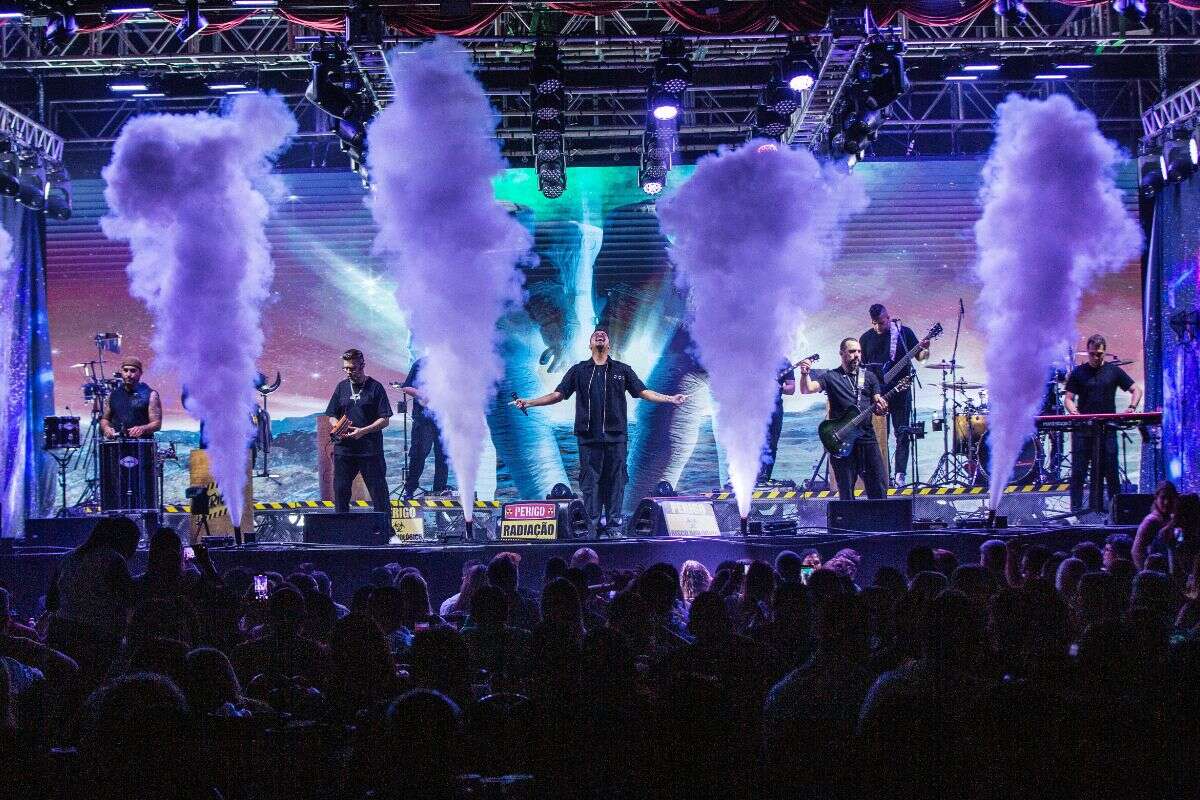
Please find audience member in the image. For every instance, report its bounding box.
[487,553,541,631]
[679,559,712,609]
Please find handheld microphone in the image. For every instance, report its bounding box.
[511,392,527,415]
[959,297,965,315]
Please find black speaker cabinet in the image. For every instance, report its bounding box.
[303,512,392,546]
[1110,493,1154,526]
[827,498,914,534]
[24,517,99,548]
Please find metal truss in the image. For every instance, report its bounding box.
[3,3,1198,76]
[0,100,65,164]
[1142,77,1200,139]
[0,1,1196,162]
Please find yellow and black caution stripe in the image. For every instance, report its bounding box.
[708,484,1071,502]
[160,498,503,514]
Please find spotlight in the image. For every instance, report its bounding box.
[44,166,72,221]
[14,153,46,212]
[530,38,563,94]
[44,10,78,48]
[532,89,566,121]
[1113,0,1149,30]
[537,152,567,199]
[0,141,18,197]
[762,78,800,116]
[639,125,672,195]
[1160,128,1199,183]
[306,41,365,121]
[176,0,208,43]
[994,0,1029,25]
[654,36,692,94]
[858,39,910,111]
[753,105,790,139]
[649,87,681,122]
[1137,152,1164,198]
[782,37,818,93]
[533,115,565,159]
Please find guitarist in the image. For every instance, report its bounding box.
[860,304,930,487]
[798,338,889,500]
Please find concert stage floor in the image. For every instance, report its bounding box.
[0,524,1129,618]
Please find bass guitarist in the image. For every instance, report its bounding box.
[860,304,931,487]
[798,338,889,501]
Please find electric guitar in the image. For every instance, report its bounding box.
[818,375,913,458]
[781,353,819,380]
[879,322,944,387]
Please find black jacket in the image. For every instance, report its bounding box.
[555,358,648,439]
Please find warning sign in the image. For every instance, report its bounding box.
[391,505,425,541]
[500,502,559,540]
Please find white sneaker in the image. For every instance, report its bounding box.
[894,473,906,488]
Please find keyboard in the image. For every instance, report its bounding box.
[1034,411,1163,431]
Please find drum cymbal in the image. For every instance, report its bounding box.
[941,380,985,391]
[924,361,958,370]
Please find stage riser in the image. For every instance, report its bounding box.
[0,526,1128,620]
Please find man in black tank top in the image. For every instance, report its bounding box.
[101,357,163,439]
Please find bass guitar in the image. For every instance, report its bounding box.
[879,322,944,386]
[818,376,913,458]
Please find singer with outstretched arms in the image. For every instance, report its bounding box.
[513,328,688,533]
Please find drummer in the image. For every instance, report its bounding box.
[100,357,162,439]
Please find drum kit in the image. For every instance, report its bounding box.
[925,342,1136,488]
[43,332,176,517]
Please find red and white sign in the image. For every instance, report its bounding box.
[504,502,558,521]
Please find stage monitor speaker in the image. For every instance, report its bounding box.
[24,517,98,548]
[628,497,721,538]
[498,500,589,541]
[1110,493,1154,526]
[303,512,392,546]
[827,498,913,534]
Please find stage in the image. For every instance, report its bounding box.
[0,522,1130,619]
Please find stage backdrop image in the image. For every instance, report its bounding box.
[45,160,1144,512]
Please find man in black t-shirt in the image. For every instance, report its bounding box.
[324,348,393,514]
[1064,334,1143,512]
[859,304,929,487]
[398,357,449,498]
[758,359,796,484]
[514,328,688,532]
[798,338,889,501]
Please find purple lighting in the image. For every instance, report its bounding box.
[788,74,814,92]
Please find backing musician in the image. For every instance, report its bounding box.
[325,348,393,514]
[798,338,889,501]
[399,356,449,499]
[860,304,929,487]
[514,328,688,533]
[758,358,796,484]
[1064,334,1143,513]
[100,357,162,439]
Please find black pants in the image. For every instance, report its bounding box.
[1070,431,1120,512]
[886,389,914,478]
[333,452,390,514]
[757,408,785,484]
[579,439,627,527]
[830,437,887,501]
[405,418,449,495]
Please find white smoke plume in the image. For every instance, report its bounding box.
[975,94,1142,509]
[368,37,528,522]
[658,141,867,516]
[101,94,296,521]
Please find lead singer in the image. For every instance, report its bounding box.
[514,328,688,533]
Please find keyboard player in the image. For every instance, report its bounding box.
[1064,334,1143,513]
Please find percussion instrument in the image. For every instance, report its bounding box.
[952,412,988,454]
[43,416,81,450]
[100,438,158,511]
[972,434,1041,487]
[330,415,353,442]
[941,380,986,391]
